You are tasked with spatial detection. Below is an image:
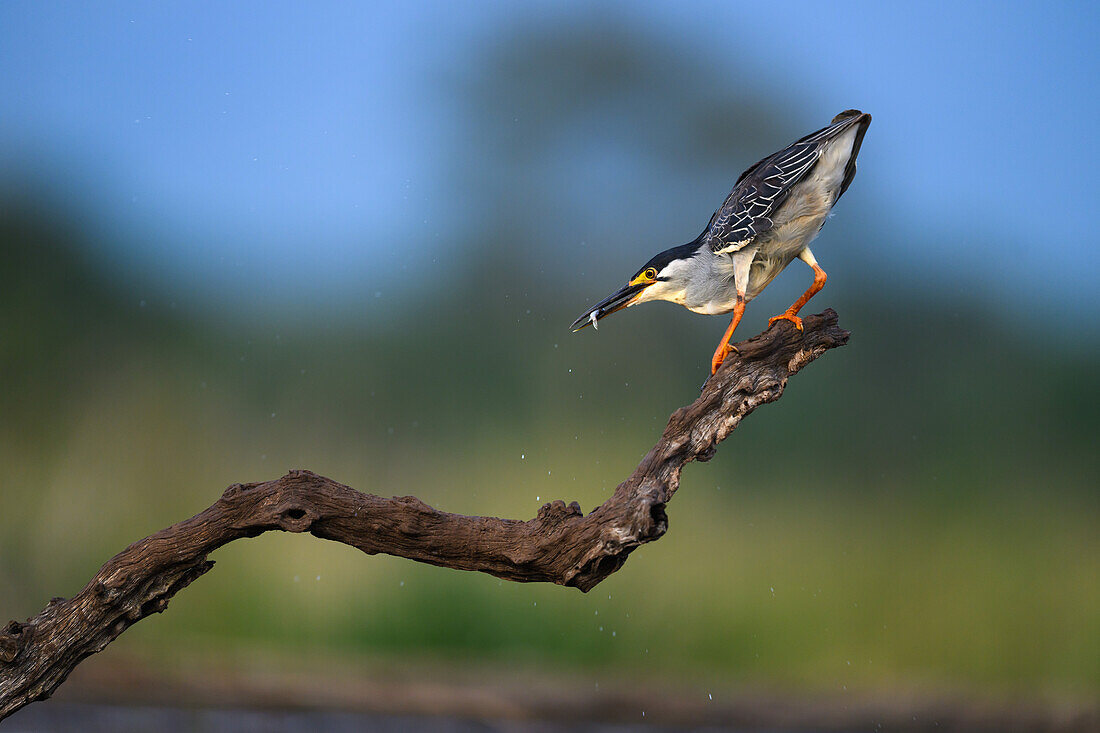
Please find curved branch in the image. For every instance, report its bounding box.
[0,310,849,720]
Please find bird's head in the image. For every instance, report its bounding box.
[570,242,698,331]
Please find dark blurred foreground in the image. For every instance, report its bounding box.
[6,654,1097,733]
[12,707,650,733]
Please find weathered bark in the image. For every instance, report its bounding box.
[0,310,849,720]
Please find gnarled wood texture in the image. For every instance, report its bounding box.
[0,310,849,720]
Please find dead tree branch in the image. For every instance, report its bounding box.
[0,310,849,720]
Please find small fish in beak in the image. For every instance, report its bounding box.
[569,282,648,332]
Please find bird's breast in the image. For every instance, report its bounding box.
[686,299,739,315]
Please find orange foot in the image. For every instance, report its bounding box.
[710,343,740,375]
[768,312,804,331]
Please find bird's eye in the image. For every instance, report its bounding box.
[644,268,658,281]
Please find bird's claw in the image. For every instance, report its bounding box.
[702,344,739,391]
[709,343,740,376]
[768,312,804,331]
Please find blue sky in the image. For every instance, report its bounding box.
[2,1,1098,317]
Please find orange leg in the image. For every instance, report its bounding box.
[711,295,746,375]
[768,263,827,332]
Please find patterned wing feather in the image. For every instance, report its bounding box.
[704,112,865,255]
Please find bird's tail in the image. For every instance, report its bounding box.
[831,109,866,124]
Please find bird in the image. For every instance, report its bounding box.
[570,109,870,376]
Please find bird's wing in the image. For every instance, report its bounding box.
[704,111,866,255]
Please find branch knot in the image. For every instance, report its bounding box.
[0,622,27,664]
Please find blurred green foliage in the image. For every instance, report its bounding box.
[2,192,1097,697]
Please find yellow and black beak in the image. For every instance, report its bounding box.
[570,279,649,332]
